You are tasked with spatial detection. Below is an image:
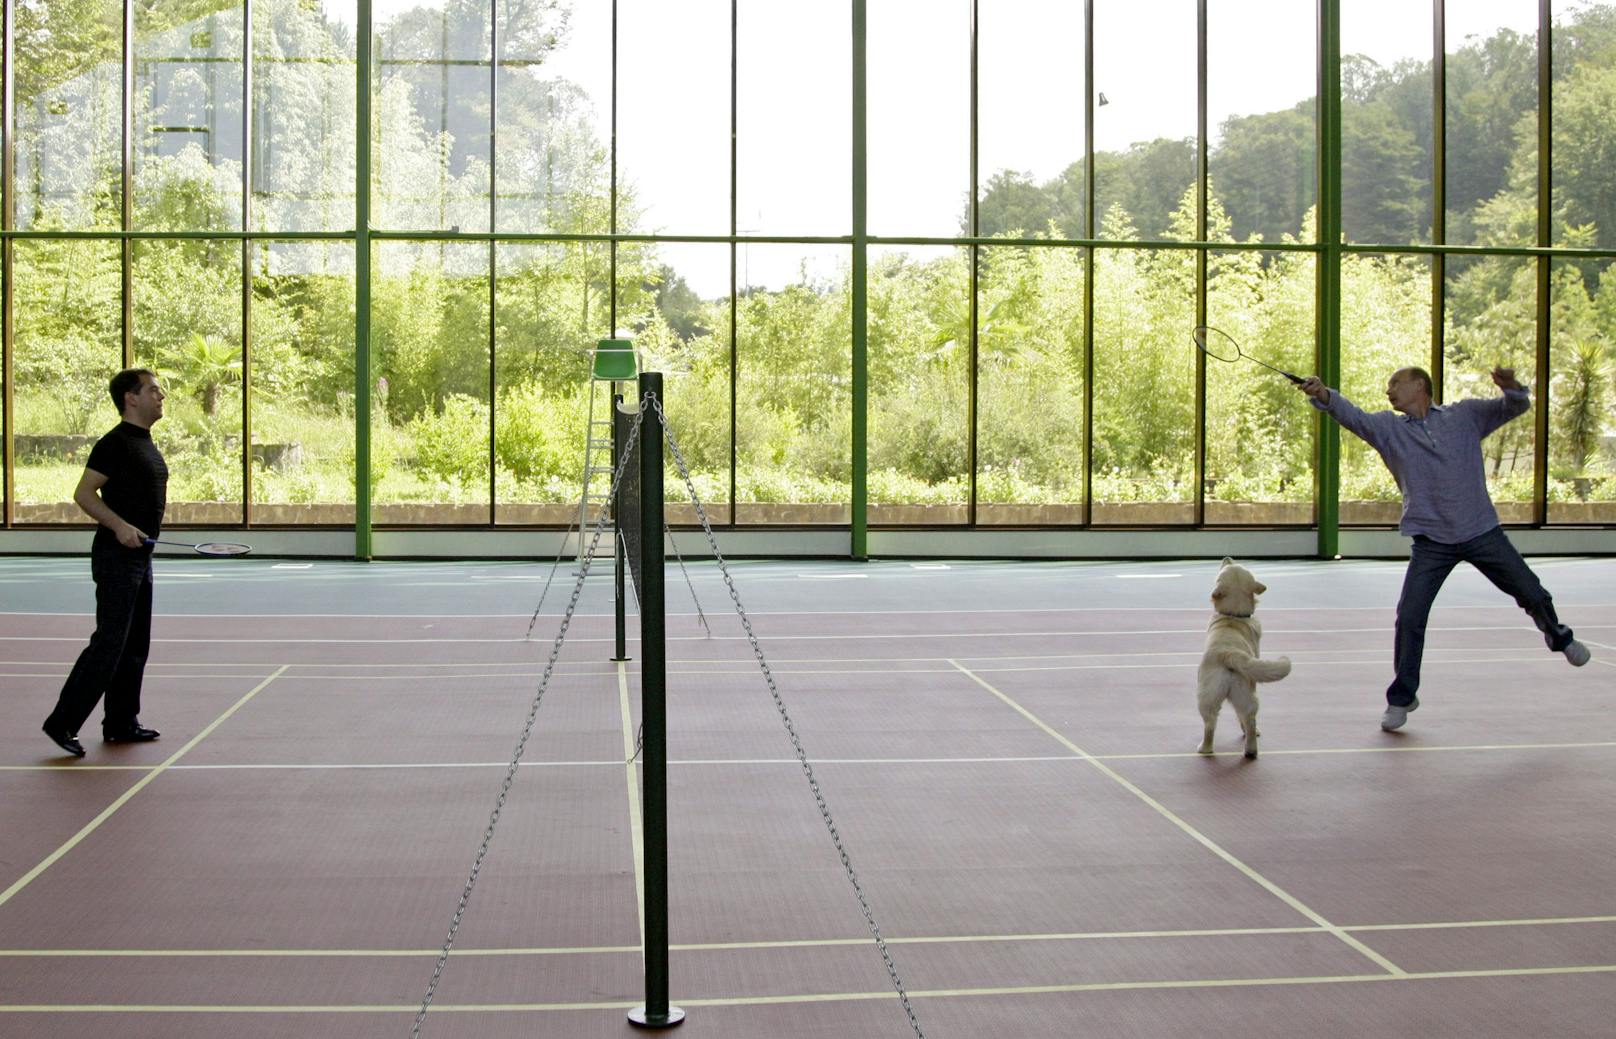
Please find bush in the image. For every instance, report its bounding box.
[496,381,586,482]
[411,394,490,487]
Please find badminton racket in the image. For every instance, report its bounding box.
[1192,325,1304,384]
[144,538,253,556]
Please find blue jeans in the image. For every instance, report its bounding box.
[1388,526,1572,706]
[44,541,154,735]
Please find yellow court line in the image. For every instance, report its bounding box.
[3,964,1613,1015]
[947,658,1407,978]
[0,665,291,911]
[7,913,1614,958]
[619,661,647,956]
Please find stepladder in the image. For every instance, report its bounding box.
[575,339,639,561]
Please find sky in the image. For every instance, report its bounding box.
[357,0,1556,298]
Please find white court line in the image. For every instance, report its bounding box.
[618,661,647,953]
[0,666,291,910]
[5,600,1616,619]
[0,645,1573,670]
[0,653,1586,681]
[5,741,1611,774]
[947,658,1406,978]
[3,965,1613,1014]
[5,913,1612,958]
[6,624,1613,646]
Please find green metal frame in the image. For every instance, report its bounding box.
[2,0,1613,559]
[1316,0,1342,558]
[851,0,868,558]
[355,0,373,559]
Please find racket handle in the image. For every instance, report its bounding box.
[1281,370,1304,385]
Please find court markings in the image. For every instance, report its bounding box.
[5,741,1614,775]
[6,912,1613,958]
[619,661,648,951]
[2,964,1612,1015]
[6,596,1616,619]
[0,666,290,910]
[5,622,1614,646]
[947,658,1406,978]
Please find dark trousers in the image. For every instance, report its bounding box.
[1388,525,1572,706]
[45,541,154,735]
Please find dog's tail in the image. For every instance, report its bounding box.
[1216,650,1292,683]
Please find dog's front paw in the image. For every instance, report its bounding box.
[1196,741,1215,755]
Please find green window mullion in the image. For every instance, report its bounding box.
[355,0,373,559]
[1316,0,1342,557]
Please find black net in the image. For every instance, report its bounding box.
[614,395,645,604]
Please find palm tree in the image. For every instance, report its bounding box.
[180,331,242,418]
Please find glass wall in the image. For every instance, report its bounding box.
[250,241,358,524]
[370,241,491,523]
[1341,0,1433,246]
[1093,0,1197,242]
[975,245,1086,524]
[1205,251,1315,525]
[5,1,1615,541]
[133,238,245,523]
[13,0,123,231]
[1445,254,1536,521]
[11,241,123,521]
[1338,253,1433,524]
[977,0,1085,240]
[867,246,969,524]
[1091,247,1195,525]
[253,0,358,233]
[735,245,852,524]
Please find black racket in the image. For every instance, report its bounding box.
[144,538,252,556]
[1193,325,1304,384]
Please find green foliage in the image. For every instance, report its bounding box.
[1555,340,1610,481]
[10,1,1616,522]
[495,382,586,482]
[410,393,491,489]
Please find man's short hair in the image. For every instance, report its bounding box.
[1400,366,1433,399]
[109,368,157,413]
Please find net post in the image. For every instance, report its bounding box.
[611,390,629,663]
[629,372,683,1029]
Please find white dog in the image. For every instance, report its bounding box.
[1197,558,1291,759]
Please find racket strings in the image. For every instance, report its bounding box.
[1193,325,1244,363]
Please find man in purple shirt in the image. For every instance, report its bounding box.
[1299,365,1589,732]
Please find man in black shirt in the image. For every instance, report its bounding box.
[42,369,170,757]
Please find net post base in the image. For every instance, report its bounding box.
[628,1006,685,1029]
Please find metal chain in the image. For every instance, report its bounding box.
[410,400,649,1039]
[663,517,712,637]
[525,513,579,640]
[648,391,926,1039]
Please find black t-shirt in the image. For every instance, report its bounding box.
[85,422,168,552]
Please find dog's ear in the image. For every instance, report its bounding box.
[1221,556,1234,566]
[1252,581,1267,595]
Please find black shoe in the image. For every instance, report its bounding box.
[103,722,161,743]
[43,722,86,758]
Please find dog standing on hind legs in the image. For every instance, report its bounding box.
[1197,558,1291,759]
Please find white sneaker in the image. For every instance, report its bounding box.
[1381,698,1419,732]
[1563,640,1591,667]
